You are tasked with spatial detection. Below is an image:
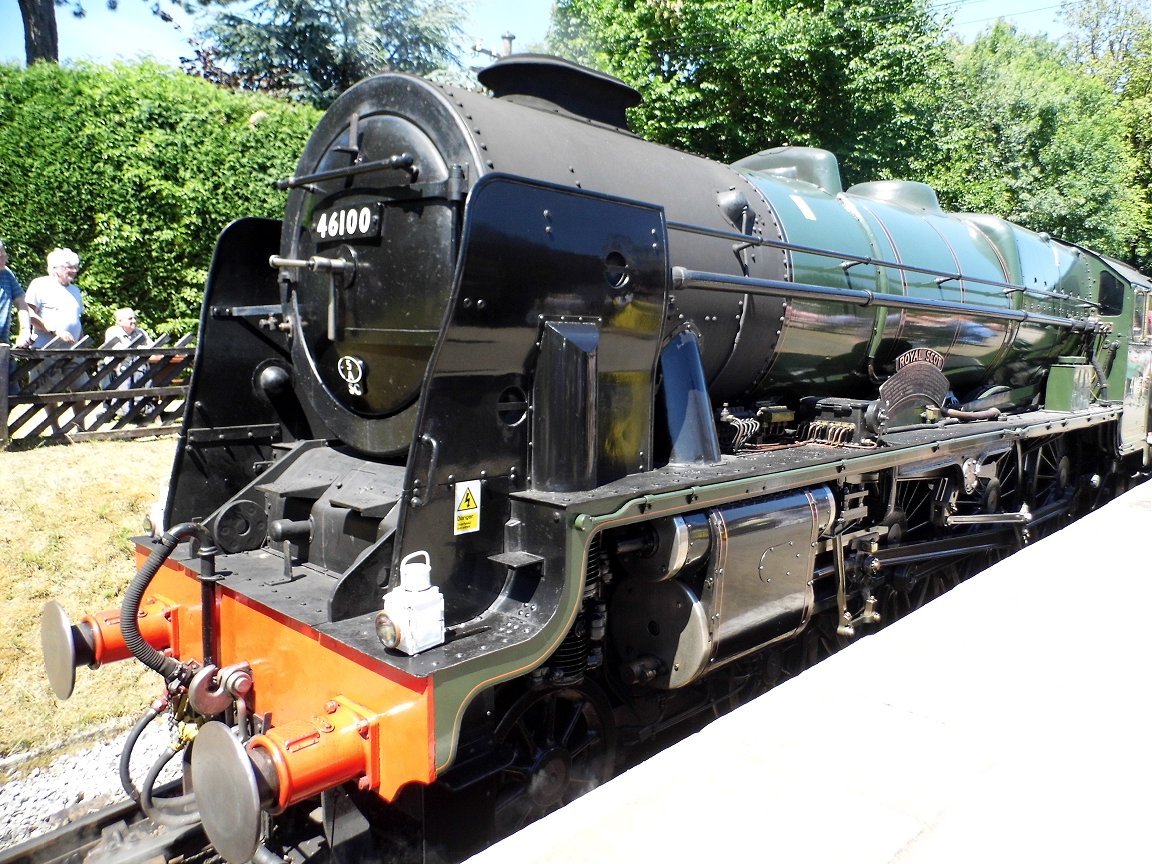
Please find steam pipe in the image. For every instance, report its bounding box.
[672,267,1102,334]
[942,407,1002,421]
[120,521,207,683]
[119,699,199,826]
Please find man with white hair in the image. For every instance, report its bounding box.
[26,247,84,347]
[102,307,155,417]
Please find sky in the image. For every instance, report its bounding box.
[0,0,555,67]
[1,0,1071,69]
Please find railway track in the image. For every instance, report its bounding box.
[0,791,214,864]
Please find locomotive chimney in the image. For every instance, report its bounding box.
[477,54,641,129]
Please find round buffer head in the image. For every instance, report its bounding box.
[191,720,263,864]
[40,601,78,700]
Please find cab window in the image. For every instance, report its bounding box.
[1099,271,1124,317]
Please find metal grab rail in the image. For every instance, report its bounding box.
[667,219,1098,306]
[670,267,1103,334]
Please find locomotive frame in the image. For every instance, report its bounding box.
[40,55,1151,864]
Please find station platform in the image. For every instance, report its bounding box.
[466,479,1152,864]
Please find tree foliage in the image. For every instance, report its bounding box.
[189,0,465,106]
[921,24,1143,257]
[0,61,319,335]
[548,0,952,185]
[546,1,1145,260]
[1063,0,1151,90]
[1062,0,1152,264]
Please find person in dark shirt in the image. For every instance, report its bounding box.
[0,239,33,348]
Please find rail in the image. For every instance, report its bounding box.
[666,219,1100,306]
[0,782,207,864]
[671,267,1103,333]
[0,334,195,449]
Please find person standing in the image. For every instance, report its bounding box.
[103,307,154,388]
[102,307,156,418]
[26,247,84,346]
[2,239,34,399]
[25,248,87,403]
[0,239,33,348]
[103,307,151,350]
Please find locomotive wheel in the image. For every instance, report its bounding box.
[1025,438,1072,508]
[877,573,915,624]
[890,481,934,541]
[1094,466,1132,510]
[913,561,964,605]
[492,682,617,838]
[878,560,964,623]
[952,446,1024,521]
[1023,438,1074,538]
[982,446,1024,513]
[797,611,854,669]
[968,546,1010,579]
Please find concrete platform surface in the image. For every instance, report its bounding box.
[466,480,1152,864]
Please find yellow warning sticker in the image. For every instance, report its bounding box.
[454,480,481,535]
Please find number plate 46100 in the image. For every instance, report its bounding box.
[313,204,382,242]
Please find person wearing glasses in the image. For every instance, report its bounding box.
[26,247,84,347]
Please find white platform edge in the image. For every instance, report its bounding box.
[465,480,1152,864]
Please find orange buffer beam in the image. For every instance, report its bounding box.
[148,552,437,800]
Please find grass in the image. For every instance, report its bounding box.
[0,437,177,758]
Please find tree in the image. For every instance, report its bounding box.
[17,0,194,65]
[1062,0,1151,90]
[1062,0,1152,264]
[189,0,465,106]
[17,0,59,63]
[0,61,319,333]
[548,0,953,184]
[920,24,1142,257]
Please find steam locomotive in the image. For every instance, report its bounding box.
[41,54,1152,863]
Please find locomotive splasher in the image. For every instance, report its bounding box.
[40,55,1152,863]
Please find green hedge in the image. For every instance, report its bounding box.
[0,62,320,336]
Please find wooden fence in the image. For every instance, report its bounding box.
[0,333,195,449]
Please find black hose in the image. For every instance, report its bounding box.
[120,522,206,682]
[140,746,200,827]
[253,844,291,864]
[120,701,200,827]
[119,704,161,802]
